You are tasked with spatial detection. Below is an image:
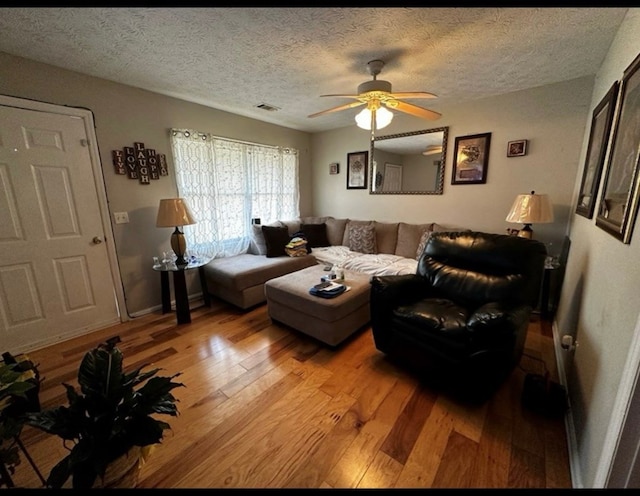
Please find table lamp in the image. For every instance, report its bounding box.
[156,198,196,266]
[505,190,553,239]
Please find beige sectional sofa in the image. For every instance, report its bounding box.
[203,216,463,310]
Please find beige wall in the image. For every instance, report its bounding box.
[311,76,594,252]
[0,52,312,316]
[560,9,640,488]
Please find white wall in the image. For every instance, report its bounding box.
[311,77,594,253]
[560,8,640,488]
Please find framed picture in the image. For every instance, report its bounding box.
[451,132,491,185]
[596,51,640,244]
[576,81,619,219]
[347,151,368,189]
[507,139,528,157]
[329,162,339,175]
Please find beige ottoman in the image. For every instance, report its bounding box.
[264,265,372,346]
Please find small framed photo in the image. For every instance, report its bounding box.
[507,139,528,157]
[329,162,339,175]
[347,151,368,189]
[451,132,491,185]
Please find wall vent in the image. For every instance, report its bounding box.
[255,103,280,112]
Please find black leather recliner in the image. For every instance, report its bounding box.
[370,231,547,401]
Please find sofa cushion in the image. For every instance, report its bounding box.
[325,218,349,246]
[205,253,317,292]
[300,215,332,225]
[348,224,377,254]
[395,222,433,259]
[374,221,399,254]
[262,225,291,258]
[280,219,301,236]
[301,223,330,247]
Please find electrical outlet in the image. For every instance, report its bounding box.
[114,212,129,224]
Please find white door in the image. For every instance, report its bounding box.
[383,163,403,191]
[0,103,121,353]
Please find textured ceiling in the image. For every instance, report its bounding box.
[0,7,629,133]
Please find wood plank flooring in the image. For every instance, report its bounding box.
[10,298,572,488]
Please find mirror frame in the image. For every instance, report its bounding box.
[369,126,449,195]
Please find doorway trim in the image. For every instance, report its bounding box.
[0,94,127,324]
[595,310,640,487]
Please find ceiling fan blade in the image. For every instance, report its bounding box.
[319,94,360,99]
[308,101,365,118]
[388,91,438,99]
[389,100,442,120]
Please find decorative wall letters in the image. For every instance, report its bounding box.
[112,142,168,184]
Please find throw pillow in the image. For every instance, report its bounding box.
[301,223,330,248]
[262,225,290,258]
[348,224,377,254]
[250,224,267,255]
[415,229,432,260]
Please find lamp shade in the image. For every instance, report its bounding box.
[506,191,554,224]
[355,105,393,130]
[156,198,196,227]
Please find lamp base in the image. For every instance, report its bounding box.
[518,224,533,239]
[170,227,188,266]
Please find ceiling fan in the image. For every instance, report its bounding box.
[308,59,441,130]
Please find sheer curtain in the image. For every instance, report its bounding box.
[170,129,299,259]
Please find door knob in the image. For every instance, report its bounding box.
[92,236,103,244]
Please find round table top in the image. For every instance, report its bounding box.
[152,256,212,272]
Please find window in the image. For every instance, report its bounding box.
[170,129,299,258]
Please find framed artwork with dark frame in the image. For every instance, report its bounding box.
[329,162,339,175]
[576,81,619,219]
[347,151,368,189]
[596,51,640,244]
[451,132,491,185]
[507,139,528,157]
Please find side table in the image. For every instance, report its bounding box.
[540,257,561,319]
[152,257,212,324]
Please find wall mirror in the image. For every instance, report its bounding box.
[369,126,448,195]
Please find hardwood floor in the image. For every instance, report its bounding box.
[11,297,572,488]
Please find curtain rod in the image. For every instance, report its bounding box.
[170,128,296,153]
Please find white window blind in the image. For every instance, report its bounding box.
[170,129,299,258]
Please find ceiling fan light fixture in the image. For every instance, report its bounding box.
[355,106,393,130]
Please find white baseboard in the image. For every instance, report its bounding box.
[552,318,583,488]
[129,293,204,318]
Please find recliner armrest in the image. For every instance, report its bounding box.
[370,274,431,306]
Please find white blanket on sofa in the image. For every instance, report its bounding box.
[311,246,418,276]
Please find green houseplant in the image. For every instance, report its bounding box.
[0,353,40,486]
[26,336,184,488]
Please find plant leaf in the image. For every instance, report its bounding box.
[78,344,124,402]
[46,454,73,488]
